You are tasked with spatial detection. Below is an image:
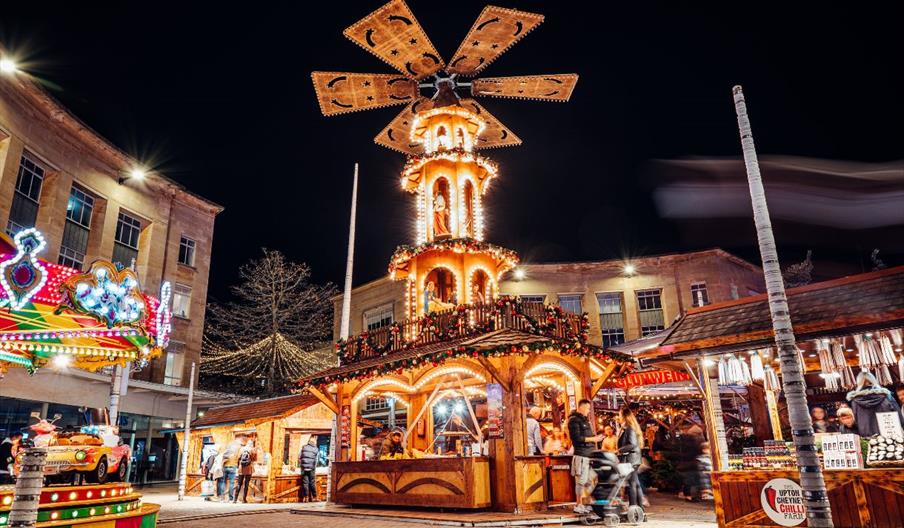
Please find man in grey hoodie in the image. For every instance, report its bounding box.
[299,437,320,502]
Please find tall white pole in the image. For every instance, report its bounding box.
[732,86,832,527]
[108,363,130,428]
[177,362,196,501]
[327,163,358,503]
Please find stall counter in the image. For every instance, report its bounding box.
[332,456,491,508]
[713,468,904,528]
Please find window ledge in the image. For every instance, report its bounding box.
[177,262,197,271]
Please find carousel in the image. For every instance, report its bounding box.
[0,228,167,527]
[304,0,632,512]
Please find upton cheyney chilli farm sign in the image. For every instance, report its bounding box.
[613,369,692,389]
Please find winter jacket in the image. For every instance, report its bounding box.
[617,427,642,467]
[238,446,258,476]
[847,386,904,437]
[299,443,319,472]
[567,411,596,457]
[210,453,225,480]
[0,439,16,475]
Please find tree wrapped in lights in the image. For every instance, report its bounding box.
[201,249,337,395]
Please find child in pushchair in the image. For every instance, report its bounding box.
[580,451,646,526]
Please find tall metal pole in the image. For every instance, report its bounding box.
[732,85,833,527]
[108,363,130,428]
[327,163,358,502]
[177,361,196,501]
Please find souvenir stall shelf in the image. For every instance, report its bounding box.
[179,394,335,503]
[636,266,904,528]
[0,229,170,528]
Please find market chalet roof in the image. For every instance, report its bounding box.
[638,265,904,362]
[191,393,320,428]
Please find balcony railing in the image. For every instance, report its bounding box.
[337,301,588,364]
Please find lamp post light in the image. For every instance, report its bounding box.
[0,58,18,74]
[118,168,147,185]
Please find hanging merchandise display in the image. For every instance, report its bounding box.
[718,353,752,386]
[750,349,766,382]
[763,364,781,392]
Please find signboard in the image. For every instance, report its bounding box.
[821,433,862,470]
[486,383,504,439]
[877,411,904,438]
[613,369,692,389]
[760,478,806,526]
[339,404,351,448]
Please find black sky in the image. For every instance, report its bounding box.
[3,2,902,301]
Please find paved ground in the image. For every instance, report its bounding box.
[147,485,717,527]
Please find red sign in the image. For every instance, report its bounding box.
[613,369,691,388]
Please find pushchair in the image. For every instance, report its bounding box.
[580,451,646,526]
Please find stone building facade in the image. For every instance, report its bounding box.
[0,71,222,386]
[334,248,765,349]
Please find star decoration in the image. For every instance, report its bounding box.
[472,40,480,46]
[491,43,499,49]
[367,95,374,101]
[390,49,399,56]
[363,80,371,87]
[409,38,417,45]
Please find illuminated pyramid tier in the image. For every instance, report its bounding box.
[389,102,518,319]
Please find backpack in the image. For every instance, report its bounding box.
[239,449,252,467]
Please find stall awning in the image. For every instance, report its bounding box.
[639,265,904,363]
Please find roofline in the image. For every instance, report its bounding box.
[512,248,761,274]
[3,75,224,214]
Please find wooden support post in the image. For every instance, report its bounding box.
[765,389,783,440]
[698,358,729,471]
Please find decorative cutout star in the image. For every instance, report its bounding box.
[363,80,372,87]
[491,43,499,49]
[472,40,480,46]
[409,38,417,45]
[367,95,374,101]
[390,49,399,56]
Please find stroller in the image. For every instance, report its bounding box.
[580,451,646,526]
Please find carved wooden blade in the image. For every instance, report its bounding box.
[374,98,433,154]
[447,6,544,76]
[459,99,522,150]
[312,72,419,116]
[472,74,579,102]
[343,0,444,80]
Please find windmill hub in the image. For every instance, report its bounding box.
[423,73,469,106]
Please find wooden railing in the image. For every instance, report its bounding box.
[338,301,586,364]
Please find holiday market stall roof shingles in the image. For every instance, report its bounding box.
[191,393,321,428]
[639,265,904,361]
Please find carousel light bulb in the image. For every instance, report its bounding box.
[53,354,72,369]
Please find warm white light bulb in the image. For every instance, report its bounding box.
[624,264,636,275]
[130,168,146,180]
[513,268,526,280]
[0,59,17,74]
[53,354,72,369]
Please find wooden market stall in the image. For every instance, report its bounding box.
[303,301,632,512]
[180,394,334,503]
[635,266,904,527]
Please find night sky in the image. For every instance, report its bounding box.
[3,2,902,301]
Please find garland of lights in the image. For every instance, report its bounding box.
[336,296,595,365]
[310,339,631,387]
[389,238,519,278]
[0,228,49,310]
[399,148,498,194]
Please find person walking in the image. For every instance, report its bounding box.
[526,406,544,455]
[567,399,604,514]
[0,432,23,484]
[234,440,259,503]
[207,448,225,502]
[616,406,645,508]
[221,435,246,502]
[299,436,320,502]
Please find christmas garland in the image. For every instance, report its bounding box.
[388,238,519,276]
[400,147,499,189]
[308,339,633,387]
[335,296,594,365]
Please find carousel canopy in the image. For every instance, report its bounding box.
[0,228,169,373]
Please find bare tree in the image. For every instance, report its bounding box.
[733,86,833,527]
[201,248,337,395]
[782,249,813,288]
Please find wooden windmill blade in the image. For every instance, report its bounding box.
[312,72,419,116]
[447,5,544,77]
[459,99,522,150]
[374,99,433,154]
[471,74,579,103]
[343,0,445,80]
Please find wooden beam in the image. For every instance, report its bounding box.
[588,361,619,400]
[682,360,706,394]
[477,356,510,391]
[307,386,339,415]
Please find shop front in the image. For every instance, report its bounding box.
[180,394,334,503]
[303,300,632,512]
[635,266,904,527]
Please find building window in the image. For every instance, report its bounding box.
[691,282,710,307]
[178,235,196,267]
[365,397,389,412]
[558,294,583,315]
[7,152,45,236]
[112,211,141,268]
[596,292,625,348]
[173,283,192,319]
[636,288,665,336]
[518,294,546,304]
[163,342,185,386]
[364,303,393,331]
[58,185,95,270]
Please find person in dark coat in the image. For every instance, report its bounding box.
[616,407,644,507]
[836,406,858,435]
[567,399,603,514]
[299,437,320,502]
[847,372,903,437]
[0,432,22,484]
